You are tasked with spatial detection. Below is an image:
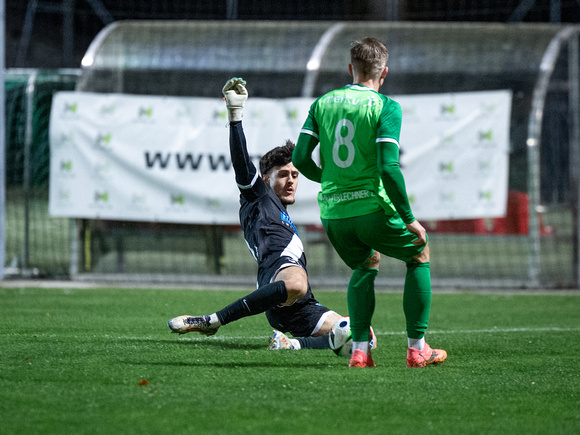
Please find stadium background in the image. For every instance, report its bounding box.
[2,0,580,289]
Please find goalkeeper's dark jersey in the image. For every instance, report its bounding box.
[229,121,307,286]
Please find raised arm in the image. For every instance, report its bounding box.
[222,78,267,199]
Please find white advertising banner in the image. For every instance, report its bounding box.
[399,90,512,220]
[49,90,511,224]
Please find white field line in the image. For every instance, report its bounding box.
[379,327,580,335]
[11,327,578,341]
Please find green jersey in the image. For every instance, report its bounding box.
[299,84,402,220]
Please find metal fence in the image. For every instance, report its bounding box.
[3,69,79,278]
[7,1,580,70]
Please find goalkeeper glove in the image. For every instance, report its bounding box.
[222,77,248,122]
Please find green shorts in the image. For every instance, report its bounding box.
[321,210,428,269]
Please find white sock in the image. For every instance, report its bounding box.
[209,313,221,327]
[290,339,301,350]
[352,341,369,355]
[408,337,425,351]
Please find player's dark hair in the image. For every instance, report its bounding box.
[260,140,295,175]
[350,37,388,78]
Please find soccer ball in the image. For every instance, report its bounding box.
[328,316,377,358]
[328,317,353,358]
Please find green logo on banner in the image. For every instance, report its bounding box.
[478,160,492,171]
[402,105,416,117]
[171,194,184,205]
[96,133,112,148]
[60,133,74,146]
[439,161,454,173]
[479,130,493,141]
[101,104,116,116]
[480,191,493,200]
[139,107,154,118]
[59,190,70,201]
[440,192,454,202]
[61,160,72,172]
[481,103,496,114]
[176,105,192,120]
[131,194,147,205]
[214,109,228,121]
[64,103,77,114]
[441,104,455,115]
[95,191,109,203]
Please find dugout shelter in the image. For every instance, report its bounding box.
[66,21,580,287]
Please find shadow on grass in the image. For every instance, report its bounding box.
[133,337,270,350]
[125,337,344,368]
[124,360,341,369]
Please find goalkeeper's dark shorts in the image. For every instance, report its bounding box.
[259,255,333,337]
[265,295,333,338]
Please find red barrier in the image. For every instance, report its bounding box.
[433,191,552,235]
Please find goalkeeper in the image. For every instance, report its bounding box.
[167,78,372,352]
[293,38,446,368]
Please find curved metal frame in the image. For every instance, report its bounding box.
[80,21,119,69]
[301,23,345,97]
[526,25,580,286]
[77,22,120,91]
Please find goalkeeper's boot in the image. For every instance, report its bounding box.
[167,315,219,336]
[267,330,295,350]
[349,349,376,368]
[407,343,447,367]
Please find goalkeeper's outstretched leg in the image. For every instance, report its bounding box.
[167,77,367,354]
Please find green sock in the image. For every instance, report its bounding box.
[347,268,378,342]
[403,262,431,339]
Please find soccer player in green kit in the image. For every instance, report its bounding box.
[293,37,447,368]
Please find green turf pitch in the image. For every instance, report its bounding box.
[0,287,579,434]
